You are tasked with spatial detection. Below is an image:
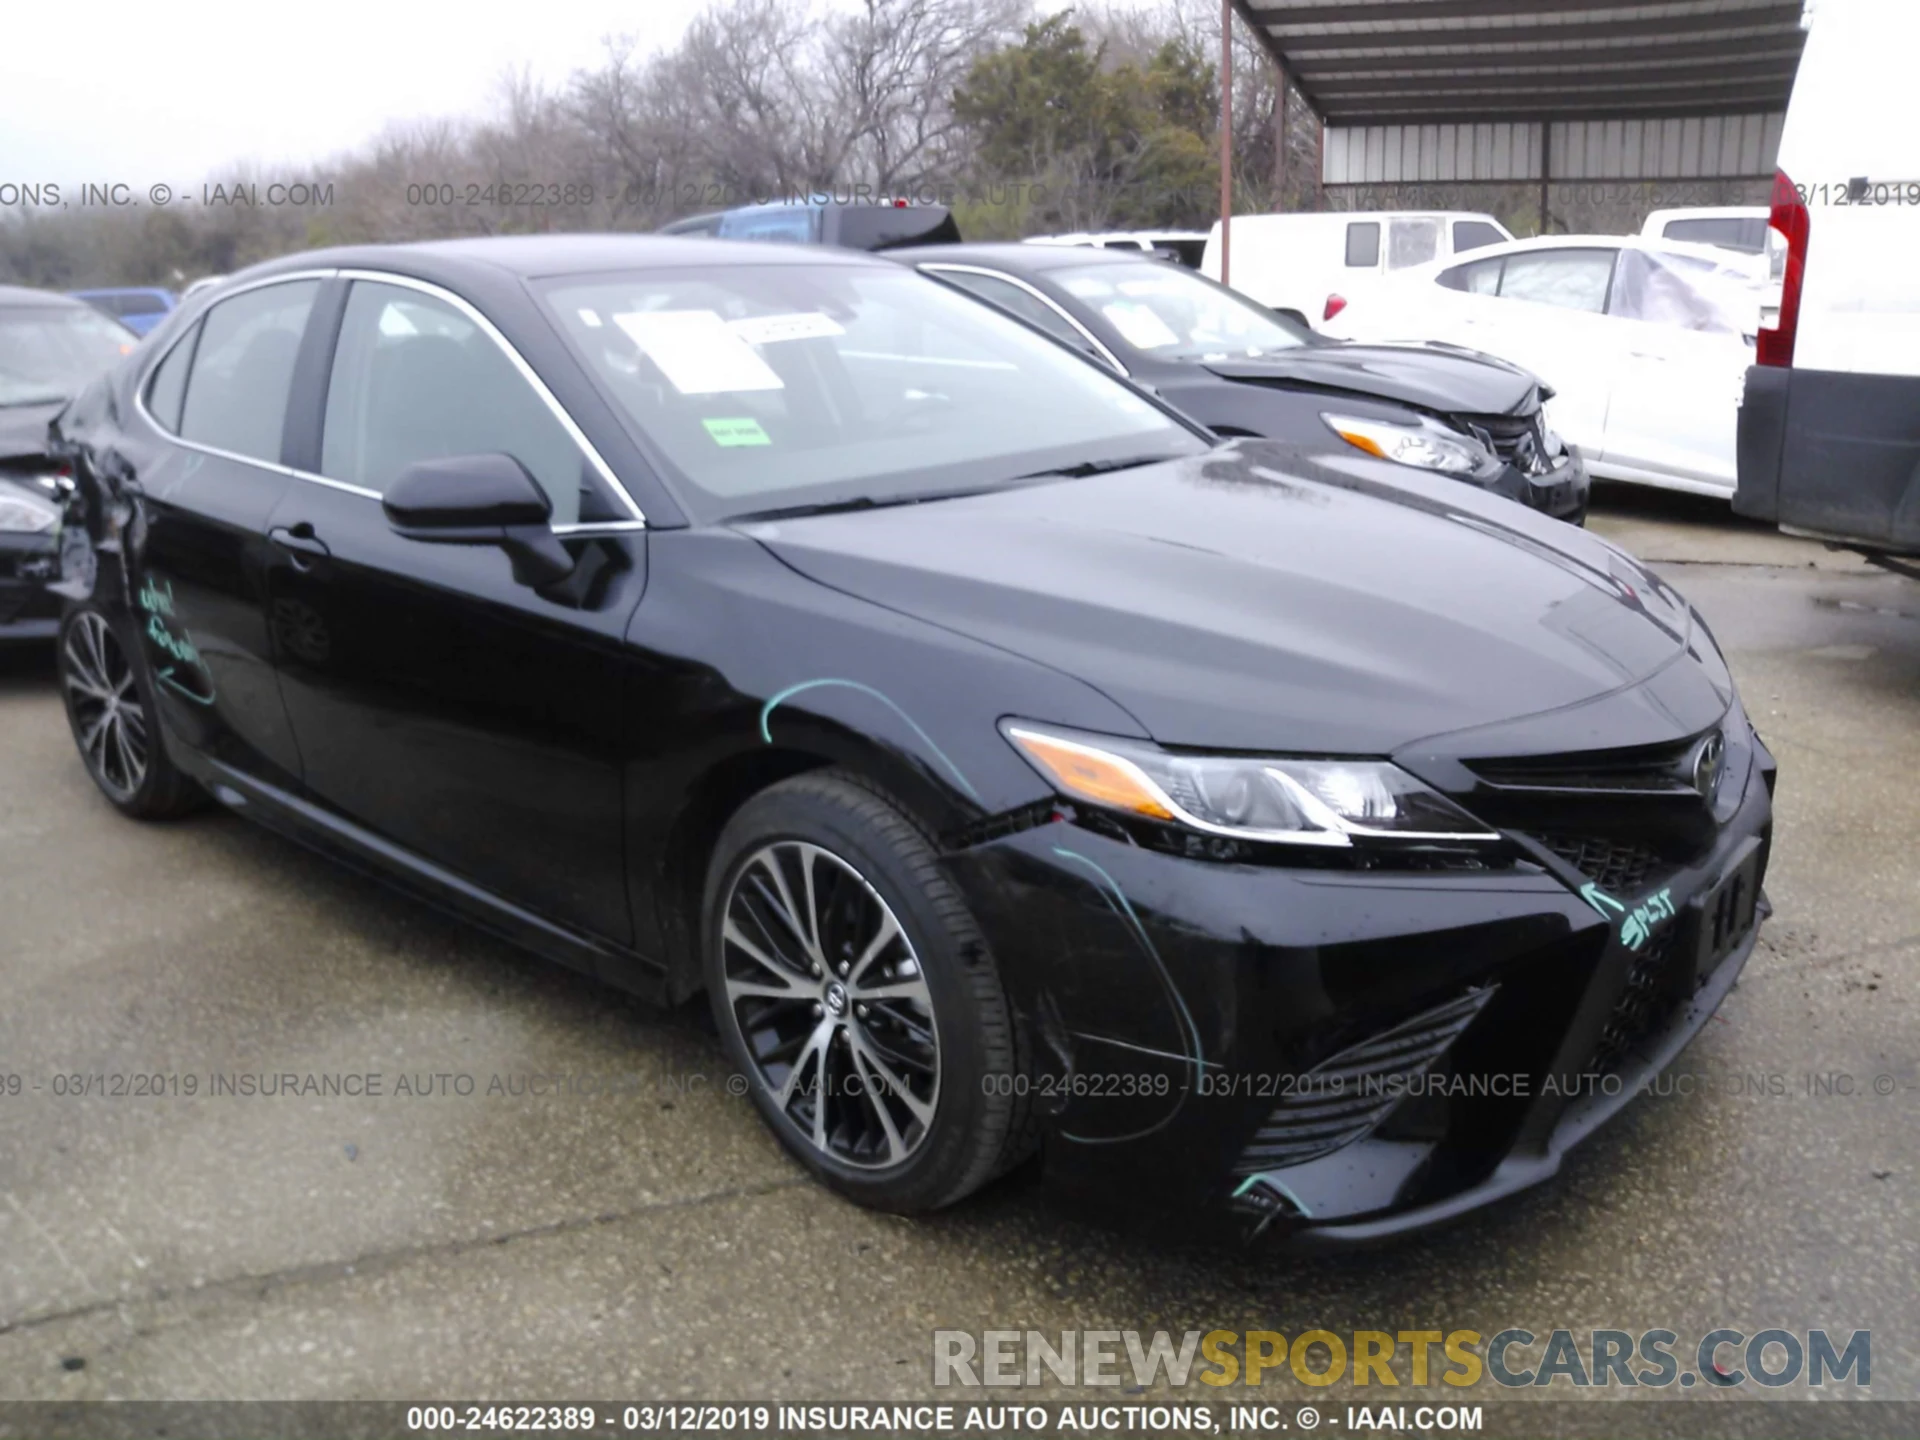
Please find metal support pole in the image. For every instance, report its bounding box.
[1539,120,1553,235]
[1220,0,1234,283]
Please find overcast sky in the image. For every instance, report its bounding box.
[3,0,1126,187]
[2,0,716,185]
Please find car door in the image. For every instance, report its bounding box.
[1597,251,1751,490]
[262,274,647,946]
[122,275,324,789]
[1434,247,1625,456]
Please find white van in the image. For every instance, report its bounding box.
[1733,0,1920,557]
[1641,207,1771,257]
[1200,211,1512,327]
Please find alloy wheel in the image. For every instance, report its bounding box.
[64,611,148,801]
[720,840,940,1169]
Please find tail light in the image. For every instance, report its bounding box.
[1323,293,1348,322]
[1757,169,1809,368]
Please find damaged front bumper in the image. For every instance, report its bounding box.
[942,726,1772,1245]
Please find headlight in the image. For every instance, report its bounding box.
[1002,722,1500,847]
[1322,412,1494,476]
[0,490,59,535]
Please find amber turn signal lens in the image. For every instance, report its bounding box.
[1005,728,1174,820]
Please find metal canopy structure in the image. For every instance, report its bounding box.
[1231,0,1807,126]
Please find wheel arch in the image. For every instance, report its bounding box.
[652,726,973,1004]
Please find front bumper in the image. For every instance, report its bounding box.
[944,722,1772,1244]
[0,531,61,642]
[1483,445,1589,523]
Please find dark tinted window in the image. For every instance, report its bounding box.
[1452,220,1508,253]
[117,293,171,316]
[932,270,1102,359]
[321,280,600,524]
[1661,217,1768,254]
[177,280,318,463]
[144,320,200,433]
[833,206,961,251]
[1344,222,1381,268]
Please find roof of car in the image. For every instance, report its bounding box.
[905,243,1158,274]
[0,284,91,309]
[234,233,887,288]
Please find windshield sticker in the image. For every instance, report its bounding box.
[728,312,845,346]
[1101,301,1181,350]
[576,309,603,328]
[703,416,772,448]
[613,310,784,395]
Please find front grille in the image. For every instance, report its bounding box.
[1589,929,1684,1073]
[1468,737,1702,797]
[1459,410,1551,475]
[0,587,25,624]
[1533,832,1664,893]
[1236,986,1495,1173]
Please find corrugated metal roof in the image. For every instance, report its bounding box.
[1234,0,1808,124]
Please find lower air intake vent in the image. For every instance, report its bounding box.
[1236,986,1496,1174]
[1534,833,1664,894]
[1590,929,1684,1074]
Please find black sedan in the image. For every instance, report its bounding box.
[52,235,1771,1242]
[906,243,1590,523]
[1,285,137,642]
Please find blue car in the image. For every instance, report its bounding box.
[68,286,176,337]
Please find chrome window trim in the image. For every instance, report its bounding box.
[916,263,1130,377]
[335,269,644,525]
[132,269,338,453]
[132,266,647,528]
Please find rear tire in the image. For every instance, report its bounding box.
[702,769,1032,1212]
[59,599,204,820]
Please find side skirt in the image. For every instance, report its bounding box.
[181,747,670,1005]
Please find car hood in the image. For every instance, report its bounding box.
[750,444,1710,755]
[0,400,63,466]
[1201,342,1538,416]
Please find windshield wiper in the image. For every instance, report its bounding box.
[731,484,1004,524]
[1017,453,1184,481]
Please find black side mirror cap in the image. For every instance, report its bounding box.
[382,454,575,588]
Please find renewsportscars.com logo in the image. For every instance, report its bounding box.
[932,1328,1871,1390]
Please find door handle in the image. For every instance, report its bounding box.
[268,522,330,569]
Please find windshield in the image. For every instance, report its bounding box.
[1051,260,1311,360]
[0,305,136,407]
[541,264,1206,520]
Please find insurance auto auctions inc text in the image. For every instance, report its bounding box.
[933,1328,1870,1391]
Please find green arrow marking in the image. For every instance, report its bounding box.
[1580,882,1627,917]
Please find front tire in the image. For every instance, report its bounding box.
[702,770,1031,1212]
[59,600,203,820]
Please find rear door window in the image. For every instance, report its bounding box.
[1344,222,1381,268]
[178,280,320,464]
[1494,249,1617,313]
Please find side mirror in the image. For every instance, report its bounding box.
[383,454,575,588]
